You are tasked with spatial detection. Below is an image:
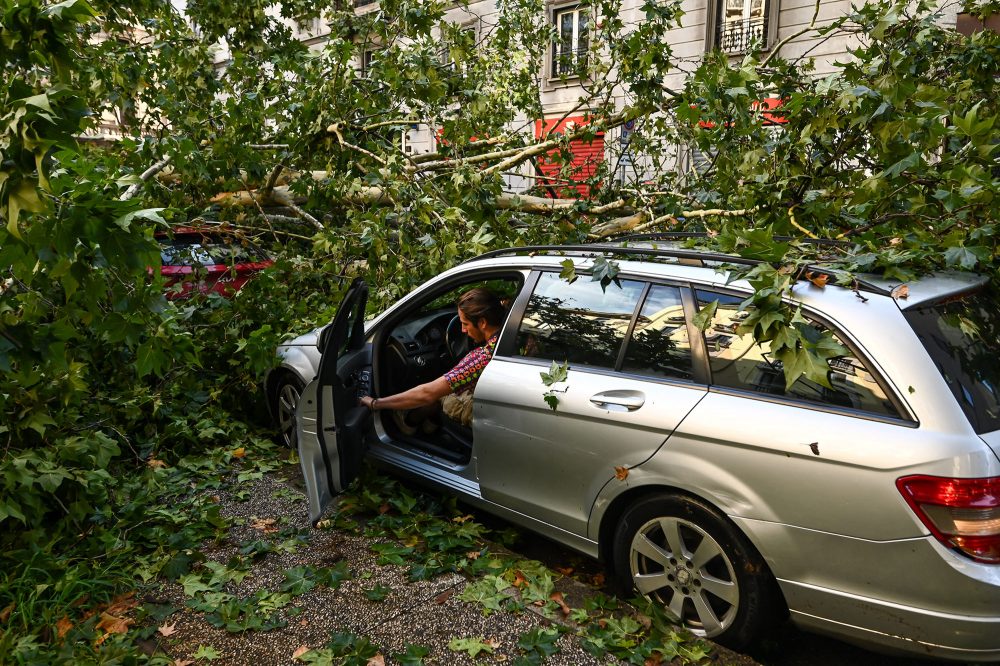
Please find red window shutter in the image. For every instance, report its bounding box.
[534,116,605,198]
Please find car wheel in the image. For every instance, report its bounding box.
[273,372,305,448]
[612,494,780,650]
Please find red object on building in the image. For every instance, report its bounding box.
[696,96,788,128]
[534,116,605,197]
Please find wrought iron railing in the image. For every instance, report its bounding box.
[552,47,588,76]
[717,16,766,54]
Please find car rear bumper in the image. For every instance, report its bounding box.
[783,579,1000,661]
[734,517,1000,660]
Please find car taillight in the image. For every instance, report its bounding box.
[896,475,1000,564]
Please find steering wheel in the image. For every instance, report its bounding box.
[445,315,471,361]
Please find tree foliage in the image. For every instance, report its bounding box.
[0,0,998,659]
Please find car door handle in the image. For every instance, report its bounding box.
[590,390,645,412]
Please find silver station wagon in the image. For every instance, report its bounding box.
[270,239,1000,660]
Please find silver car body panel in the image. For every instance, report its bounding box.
[980,429,1000,463]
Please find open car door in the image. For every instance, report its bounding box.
[298,278,370,525]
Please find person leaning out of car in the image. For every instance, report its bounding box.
[359,288,505,426]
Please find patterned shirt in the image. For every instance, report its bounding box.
[444,334,499,395]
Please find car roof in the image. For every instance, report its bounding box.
[467,237,989,310]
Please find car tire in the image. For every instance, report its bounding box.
[272,372,305,448]
[612,493,781,650]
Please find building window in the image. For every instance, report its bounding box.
[360,49,377,77]
[707,0,776,54]
[552,6,589,77]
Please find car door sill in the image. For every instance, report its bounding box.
[368,442,482,498]
[367,444,600,560]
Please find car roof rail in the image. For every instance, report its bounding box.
[467,243,892,296]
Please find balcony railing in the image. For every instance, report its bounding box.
[552,47,588,76]
[717,16,766,54]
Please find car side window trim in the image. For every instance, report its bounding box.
[496,270,540,358]
[706,384,919,427]
[493,352,709,392]
[689,284,917,424]
[613,282,652,371]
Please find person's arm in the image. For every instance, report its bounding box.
[360,376,451,412]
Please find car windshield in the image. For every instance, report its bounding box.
[904,289,1000,434]
[160,235,270,266]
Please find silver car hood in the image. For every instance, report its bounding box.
[282,317,376,349]
[979,430,1000,464]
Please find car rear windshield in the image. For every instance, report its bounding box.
[904,289,1000,434]
[160,236,270,267]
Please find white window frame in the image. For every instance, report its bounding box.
[705,0,778,54]
[551,5,589,78]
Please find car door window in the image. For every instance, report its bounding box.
[621,284,695,380]
[516,272,645,368]
[695,290,900,417]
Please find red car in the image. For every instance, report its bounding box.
[157,226,273,299]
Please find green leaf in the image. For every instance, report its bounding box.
[943,245,979,270]
[540,360,569,386]
[458,575,511,614]
[193,645,220,660]
[559,259,577,283]
[113,208,166,231]
[517,627,561,658]
[448,636,496,658]
[280,566,317,595]
[692,300,718,331]
[394,643,431,666]
[590,257,620,291]
[364,584,390,601]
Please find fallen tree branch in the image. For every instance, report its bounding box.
[590,206,759,238]
[122,155,172,201]
[328,122,389,167]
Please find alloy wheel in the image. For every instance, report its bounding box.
[276,380,302,448]
[629,516,739,637]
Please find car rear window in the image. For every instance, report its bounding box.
[903,289,1000,434]
[695,290,902,418]
[160,235,270,267]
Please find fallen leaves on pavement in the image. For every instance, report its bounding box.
[158,622,178,637]
[249,517,278,533]
[550,591,571,617]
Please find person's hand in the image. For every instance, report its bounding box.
[359,395,377,411]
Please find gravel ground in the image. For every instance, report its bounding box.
[142,468,758,666]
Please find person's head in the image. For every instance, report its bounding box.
[457,287,505,343]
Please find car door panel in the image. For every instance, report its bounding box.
[475,358,706,535]
[298,279,370,525]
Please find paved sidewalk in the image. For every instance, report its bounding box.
[148,470,758,665]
